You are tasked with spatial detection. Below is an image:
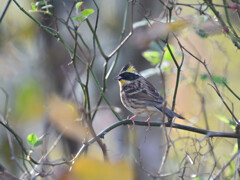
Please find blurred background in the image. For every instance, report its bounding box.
[0,0,240,179]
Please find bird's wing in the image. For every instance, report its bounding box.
[124,78,164,105]
[123,77,185,119]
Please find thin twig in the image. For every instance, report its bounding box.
[168,40,184,111]
[174,36,239,125]
[223,81,240,101]
[213,150,240,179]
[207,139,217,179]
[29,132,65,176]
[0,0,12,23]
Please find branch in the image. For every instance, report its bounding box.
[167,40,184,112]
[203,0,240,48]
[13,0,57,36]
[71,119,240,164]
[0,0,11,23]
[223,80,240,101]
[213,150,240,179]
[173,35,239,125]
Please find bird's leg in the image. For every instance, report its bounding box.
[129,115,136,127]
[145,117,151,131]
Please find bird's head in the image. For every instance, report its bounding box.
[114,64,140,86]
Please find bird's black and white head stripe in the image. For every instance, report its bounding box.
[118,72,140,81]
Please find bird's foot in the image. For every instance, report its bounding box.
[145,117,151,131]
[128,115,136,129]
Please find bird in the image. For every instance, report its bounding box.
[114,64,184,129]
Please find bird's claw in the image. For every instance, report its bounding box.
[127,115,136,129]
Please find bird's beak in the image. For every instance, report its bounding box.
[113,75,121,80]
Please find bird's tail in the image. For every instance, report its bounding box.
[155,106,185,120]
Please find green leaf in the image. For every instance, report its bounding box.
[193,178,206,180]
[71,8,94,21]
[163,44,175,61]
[75,2,83,11]
[229,160,235,176]
[200,74,227,86]
[225,155,236,177]
[41,4,53,10]
[36,1,45,6]
[149,41,164,51]
[196,29,208,38]
[27,133,37,146]
[15,80,44,120]
[232,143,238,155]
[81,9,95,17]
[212,75,227,86]
[216,114,236,130]
[34,140,43,147]
[200,74,208,81]
[142,51,160,65]
[31,3,37,11]
[71,15,85,21]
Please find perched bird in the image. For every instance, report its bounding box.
[114,64,184,128]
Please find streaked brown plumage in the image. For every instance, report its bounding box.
[114,64,184,128]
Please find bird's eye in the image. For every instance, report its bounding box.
[120,72,139,81]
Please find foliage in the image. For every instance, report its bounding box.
[27,133,43,147]
[67,157,134,180]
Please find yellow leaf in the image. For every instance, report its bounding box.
[71,157,134,180]
[47,95,87,141]
[133,19,189,48]
[167,19,189,32]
